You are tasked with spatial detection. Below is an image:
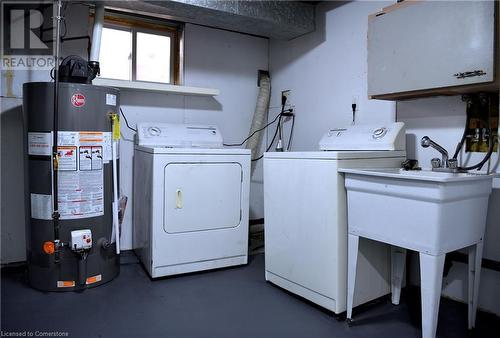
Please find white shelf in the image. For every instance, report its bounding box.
[92,78,219,96]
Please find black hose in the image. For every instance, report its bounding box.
[452,124,469,160]
[459,98,495,171]
[455,94,496,171]
[453,96,472,159]
[459,134,495,171]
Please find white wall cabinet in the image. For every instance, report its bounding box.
[368,1,498,100]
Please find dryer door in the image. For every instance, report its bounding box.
[163,162,242,233]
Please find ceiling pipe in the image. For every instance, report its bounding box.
[89,4,105,77]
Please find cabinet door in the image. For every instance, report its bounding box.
[368,1,496,98]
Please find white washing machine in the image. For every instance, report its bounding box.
[264,122,406,314]
[133,123,250,278]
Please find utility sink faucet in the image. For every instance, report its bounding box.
[421,136,458,171]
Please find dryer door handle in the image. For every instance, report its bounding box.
[175,189,183,209]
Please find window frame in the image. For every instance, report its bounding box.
[92,10,183,85]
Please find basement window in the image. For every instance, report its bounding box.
[95,11,183,85]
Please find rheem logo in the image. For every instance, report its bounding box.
[71,93,86,107]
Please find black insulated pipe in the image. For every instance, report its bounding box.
[77,256,87,286]
[52,0,63,262]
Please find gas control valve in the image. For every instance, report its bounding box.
[70,229,92,252]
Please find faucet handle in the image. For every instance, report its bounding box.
[447,158,458,169]
[431,158,441,169]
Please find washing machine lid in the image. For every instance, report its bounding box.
[264,150,406,160]
[319,122,405,151]
[137,122,223,148]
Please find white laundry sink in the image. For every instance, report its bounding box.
[341,168,494,338]
[339,168,493,255]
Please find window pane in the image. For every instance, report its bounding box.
[99,28,132,81]
[136,32,171,83]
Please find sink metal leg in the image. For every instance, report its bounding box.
[468,244,476,329]
[391,246,406,305]
[419,252,445,338]
[347,234,359,321]
[468,241,483,329]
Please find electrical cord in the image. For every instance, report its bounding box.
[286,115,295,151]
[277,115,283,149]
[268,116,282,151]
[225,92,292,148]
[251,97,295,161]
[120,107,137,132]
[251,115,283,162]
[223,110,289,147]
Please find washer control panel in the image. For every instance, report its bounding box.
[137,123,223,148]
[147,126,162,137]
[319,122,405,151]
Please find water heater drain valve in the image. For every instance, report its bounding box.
[70,229,92,252]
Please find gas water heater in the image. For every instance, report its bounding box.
[23,82,120,291]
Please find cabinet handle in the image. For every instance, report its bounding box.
[453,70,486,79]
[175,189,183,209]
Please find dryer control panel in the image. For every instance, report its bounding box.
[319,122,406,151]
[137,123,223,148]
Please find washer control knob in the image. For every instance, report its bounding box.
[148,126,161,136]
[372,127,387,139]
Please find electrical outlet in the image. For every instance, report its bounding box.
[281,90,291,105]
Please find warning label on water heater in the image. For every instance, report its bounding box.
[28,132,52,156]
[28,131,116,220]
[57,132,105,220]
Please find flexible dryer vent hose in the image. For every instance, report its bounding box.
[246,74,271,173]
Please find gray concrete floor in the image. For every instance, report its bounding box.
[2,253,499,338]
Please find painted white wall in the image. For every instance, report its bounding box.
[1,4,269,261]
[1,97,26,263]
[119,24,269,249]
[268,0,500,315]
[269,1,396,153]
